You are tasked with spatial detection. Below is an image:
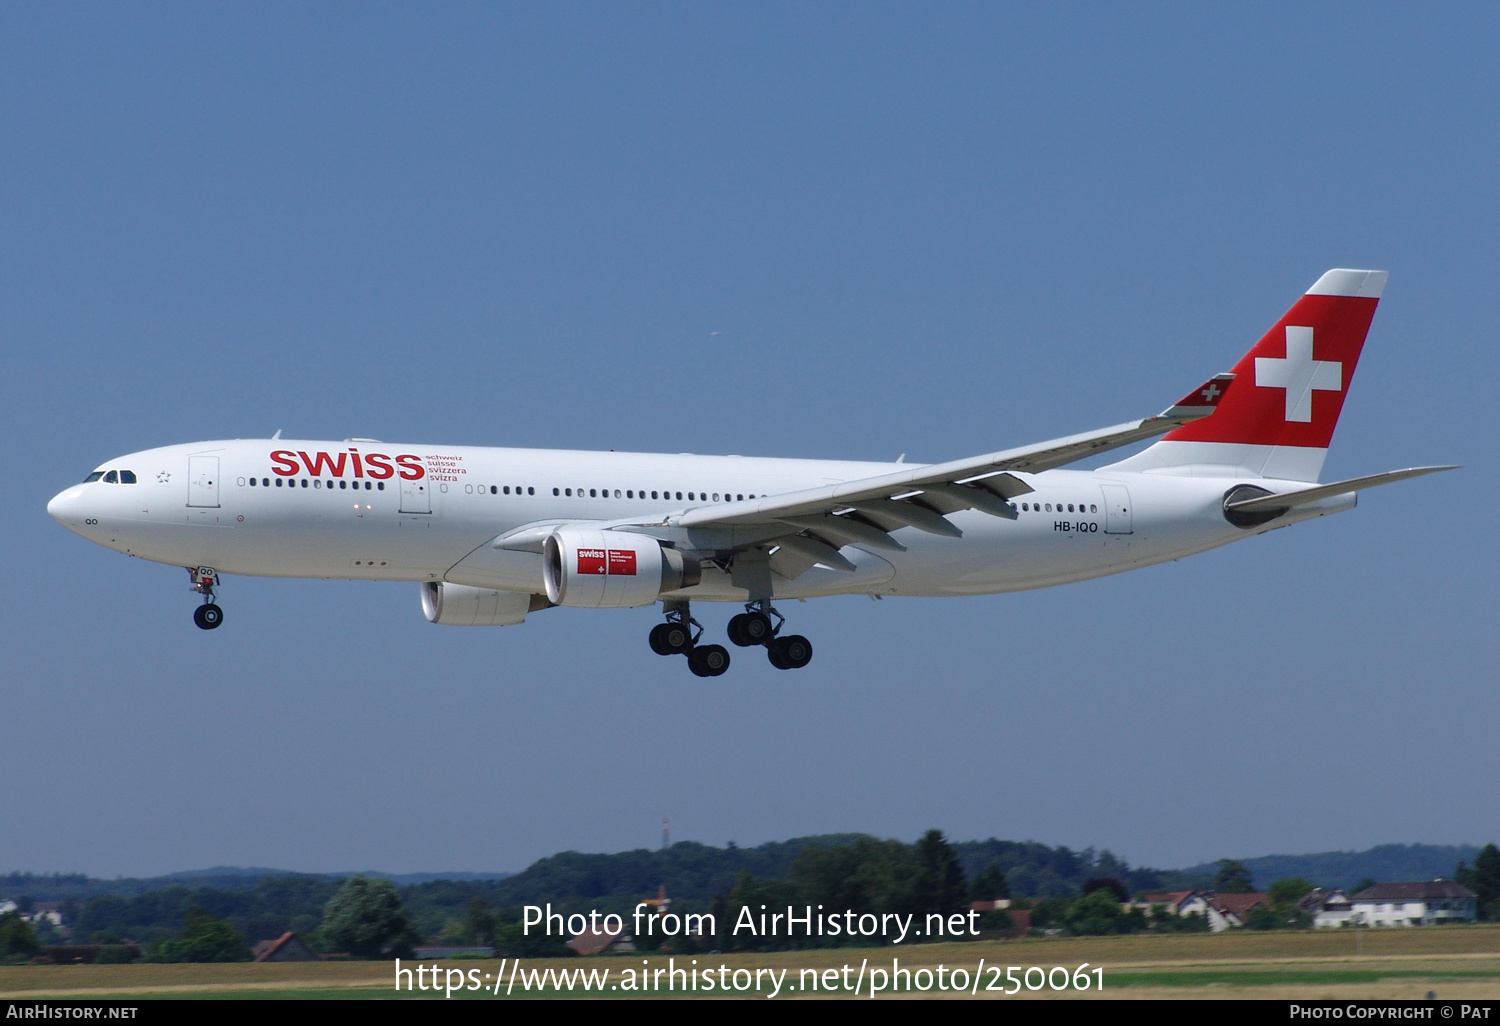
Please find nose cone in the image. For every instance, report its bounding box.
[48,485,84,526]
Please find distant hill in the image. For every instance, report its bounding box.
[0,868,511,902]
[1,838,1486,926]
[1173,844,1481,893]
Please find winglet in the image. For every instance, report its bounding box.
[1158,372,1236,421]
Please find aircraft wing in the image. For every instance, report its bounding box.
[551,373,1236,577]
[668,372,1234,532]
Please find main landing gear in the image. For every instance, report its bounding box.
[728,600,813,671]
[649,600,729,677]
[189,566,224,630]
[648,599,812,676]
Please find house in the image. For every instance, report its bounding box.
[1296,889,1355,928]
[1134,891,1210,919]
[28,902,64,927]
[1205,893,1267,931]
[252,932,321,962]
[1345,881,1477,927]
[566,922,635,956]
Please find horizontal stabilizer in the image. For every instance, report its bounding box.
[1223,466,1458,513]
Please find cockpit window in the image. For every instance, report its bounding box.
[103,470,119,483]
[84,471,105,483]
[120,470,137,484]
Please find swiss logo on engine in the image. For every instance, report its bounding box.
[576,548,637,576]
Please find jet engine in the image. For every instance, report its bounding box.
[421,582,538,626]
[542,529,700,608]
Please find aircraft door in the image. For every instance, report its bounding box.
[1100,483,1132,534]
[188,456,220,508]
[400,478,431,513]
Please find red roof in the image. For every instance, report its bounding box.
[1208,893,1267,916]
[1140,890,1197,907]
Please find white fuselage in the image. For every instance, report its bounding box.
[46,438,1351,604]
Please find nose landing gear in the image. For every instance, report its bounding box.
[189,567,224,630]
[649,600,729,677]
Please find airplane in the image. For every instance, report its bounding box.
[47,269,1453,676]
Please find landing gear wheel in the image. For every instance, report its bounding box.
[193,604,224,630]
[688,644,730,677]
[726,614,748,647]
[768,634,812,669]
[728,612,772,647]
[649,623,675,655]
[741,611,774,645]
[661,622,692,654]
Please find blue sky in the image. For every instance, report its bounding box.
[2,3,1495,878]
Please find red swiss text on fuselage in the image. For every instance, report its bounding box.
[269,448,424,480]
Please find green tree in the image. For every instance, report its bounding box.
[465,898,496,946]
[321,876,420,959]
[912,830,968,918]
[1063,888,1144,935]
[1456,844,1500,921]
[1148,906,1209,933]
[970,862,1010,902]
[1214,859,1254,893]
[1352,877,1377,896]
[142,907,251,962]
[490,907,569,959]
[0,913,41,962]
[1267,877,1315,910]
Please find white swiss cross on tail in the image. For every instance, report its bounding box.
[1255,325,1342,422]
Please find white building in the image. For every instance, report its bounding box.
[1338,881,1477,927]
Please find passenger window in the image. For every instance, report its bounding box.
[250,477,257,486]
[651,491,658,499]
[589,489,596,497]
[626,490,633,498]
[527,487,534,495]
[1090,504,1097,513]
[276,478,284,487]
[120,470,137,483]
[84,471,105,482]
[614,489,621,498]
[314,479,322,488]
[103,471,118,483]
[1068,504,1074,512]
[737,494,743,501]
[377,481,385,490]
[301,479,308,488]
[676,491,682,500]
[1045,503,1052,512]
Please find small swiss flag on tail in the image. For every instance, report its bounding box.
[1164,269,1386,450]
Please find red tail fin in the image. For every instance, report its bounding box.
[1110,269,1386,482]
[1166,269,1385,449]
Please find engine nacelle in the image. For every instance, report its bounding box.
[421,582,537,626]
[543,529,700,608]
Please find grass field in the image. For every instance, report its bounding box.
[3,925,1499,1000]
